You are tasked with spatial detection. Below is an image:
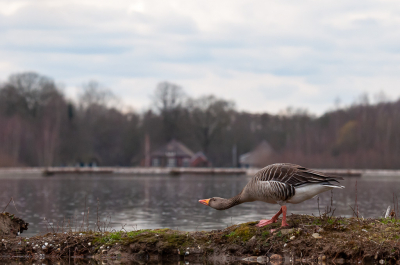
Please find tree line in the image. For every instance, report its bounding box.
[0,72,399,169]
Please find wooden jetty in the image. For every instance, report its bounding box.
[43,167,247,176]
[43,167,114,176]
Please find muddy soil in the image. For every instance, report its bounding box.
[0,212,28,236]
[1,214,400,264]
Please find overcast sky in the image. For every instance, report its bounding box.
[1,0,400,114]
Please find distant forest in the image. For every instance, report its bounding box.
[0,72,399,169]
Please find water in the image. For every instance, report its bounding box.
[0,173,399,237]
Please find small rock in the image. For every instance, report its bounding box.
[44,242,48,246]
[257,256,269,263]
[185,251,189,255]
[379,260,385,264]
[312,233,322,239]
[318,228,324,232]
[362,229,368,232]
[249,235,256,242]
[283,243,287,247]
[270,254,283,261]
[289,236,295,240]
[242,256,258,262]
[280,228,294,235]
[88,242,91,246]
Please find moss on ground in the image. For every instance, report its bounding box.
[2,214,400,263]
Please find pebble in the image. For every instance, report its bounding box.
[289,236,295,240]
[362,229,368,232]
[280,228,294,235]
[379,260,385,264]
[270,254,283,261]
[88,242,91,246]
[257,256,269,263]
[242,256,258,262]
[312,233,322,239]
[283,243,287,247]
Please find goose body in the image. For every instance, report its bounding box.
[199,163,344,227]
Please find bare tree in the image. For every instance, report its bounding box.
[79,81,118,110]
[188,95,235,156]
[152,82,186,141]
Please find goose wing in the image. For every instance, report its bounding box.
[254,163,344,187]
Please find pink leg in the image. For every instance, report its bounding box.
[281,205,289,227]
[256,207,283,227]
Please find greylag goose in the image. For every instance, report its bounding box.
[199,163,344,227]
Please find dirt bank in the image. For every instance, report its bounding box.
[0,212,28,237]
[1,214,400,263]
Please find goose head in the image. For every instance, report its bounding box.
[199,197,229,210]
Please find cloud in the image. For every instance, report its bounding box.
[1,0,400,114]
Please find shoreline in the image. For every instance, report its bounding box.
[0,166,393,177]
[1,214,400,264]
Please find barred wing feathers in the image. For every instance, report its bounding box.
[254,163,344,188]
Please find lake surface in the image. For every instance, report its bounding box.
[0,173,399,237]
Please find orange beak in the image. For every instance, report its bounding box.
[198,199,210,206]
